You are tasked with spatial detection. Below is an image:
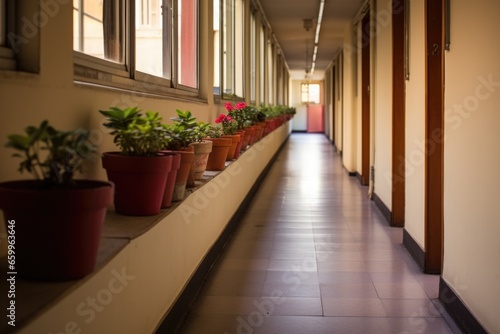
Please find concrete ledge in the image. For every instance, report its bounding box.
[14,122,292,334]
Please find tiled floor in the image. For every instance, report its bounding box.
[177,133,462,334]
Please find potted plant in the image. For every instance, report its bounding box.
[204,124,232,171]
[99,107,173,216]
[168,109,212,186]
[226,102,253,151]
[0,120,114,280]
[215,113,241,160]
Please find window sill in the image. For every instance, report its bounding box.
[0,122,292,333]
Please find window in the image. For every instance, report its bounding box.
[213,0,220,94]
[73,0,124,63]
[0,0,5,46]
[301,83,320,104]
[259,24,265,104]
[217,0,243,99]
[249,8,256,103]
[267,40,274,104]
[0,0,15,71]
[73,0,199,94]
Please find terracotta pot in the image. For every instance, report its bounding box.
[0,180,114,280]
[161,152,181,208]
[265,119,275,134]
[205,137,232,171]
[244,127,255,147]
[102,152,171,216]
[222,134,241,160]
[233,131,245,159]
[172,149,195,201]
[252,124,264,142]
[188,140,213,186]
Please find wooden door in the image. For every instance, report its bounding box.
[425,0,445,274]
[392,0,406,227]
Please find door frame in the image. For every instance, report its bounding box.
[391,0,406,227]
[425,0,445,274]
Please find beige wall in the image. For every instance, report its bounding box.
[341,25,358,172]
[442,0,500,332]
[404,0,426,249]
[0,2,217,183]
[372,0,393,207]
[16,124,292,333]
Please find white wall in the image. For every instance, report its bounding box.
[442,1,500,332]
[404,0,426,250]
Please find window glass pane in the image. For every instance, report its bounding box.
[309,83,320,103]
[177,0,198,88]
[222,0,234,97]
[73,0,123,63]
[135,0,170,78]
[301,83,309,103]
[213,0,220,94]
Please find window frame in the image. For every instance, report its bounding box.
[73,0,201,99]
[0,0,16,71]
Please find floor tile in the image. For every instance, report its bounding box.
[322,298,387,317]
[177,134,458,334]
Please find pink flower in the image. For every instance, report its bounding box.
[226,115,234,122]
[215,113,226,124]
[235,102,246,110]
[224,102,233,111]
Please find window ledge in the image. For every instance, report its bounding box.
[0,122,292,334]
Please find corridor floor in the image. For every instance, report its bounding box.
[177,133,461,334]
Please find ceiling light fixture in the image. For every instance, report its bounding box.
[309,0,325,78]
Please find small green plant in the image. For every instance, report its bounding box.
[166,109,208,150]
[5,120,96,187]
[205,124,224,138]
[99,107,171,156]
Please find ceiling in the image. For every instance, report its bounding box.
[257,0,365,81]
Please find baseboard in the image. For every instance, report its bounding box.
[439,278,488,334]
[291,129,307,133]
[402,229,425,271]
[348,171,358,177]
[156,136,290,334]
[371,192,392,224]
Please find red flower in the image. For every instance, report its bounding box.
[235,102,246,110]
[215,113,226,124]
[225,102,233,111]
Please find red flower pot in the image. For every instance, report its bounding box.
[102,152,172,216]
[161,152,181,208]
[0,180,114,280]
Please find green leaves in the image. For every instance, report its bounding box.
[5,120,97,187]
[100,107,172,156]
[166,109,208,149]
